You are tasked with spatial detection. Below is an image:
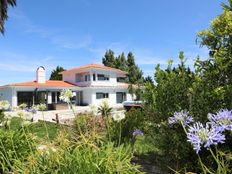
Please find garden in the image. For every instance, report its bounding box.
[1,0,232,174]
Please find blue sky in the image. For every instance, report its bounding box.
[0,0,227,85]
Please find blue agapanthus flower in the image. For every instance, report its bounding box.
[208,109,232,132]
[133,129,144,136]
[25,107,37,114]
[187,122,225,154]
[168,110,194,126]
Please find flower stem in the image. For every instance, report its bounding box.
[118,122,121,146]
[42,111,49,140]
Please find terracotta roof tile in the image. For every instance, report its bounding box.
[61,64,127,75]
[6,80,77,87]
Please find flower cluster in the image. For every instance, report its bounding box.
[59,89,75,103]
[132,129,144,136]
[112,112,125,122]
[187,122,225,153]
[33,104,47,111]
[208,109,232,131]
[0,100,10,111]
[168,110,193,126]
[25,107,37,114]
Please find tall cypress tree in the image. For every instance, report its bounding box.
[115,52,127,71]
[102,49,116,68]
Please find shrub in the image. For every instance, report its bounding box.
[75,114,105,134]
[108,108,146,145]
[15,132,142,174]
[0,128,36,173]
[97,100,112,118]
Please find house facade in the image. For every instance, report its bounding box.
[0,64,132,108]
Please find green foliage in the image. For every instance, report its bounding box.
[143,52,199,171]
[142,2,232,170]
[115,52,128,71]
[102,50,144,99]
[109,109,146,145]
[102,49,116,68]
[49,66,66,80]
[97,100,112,117]
[14,132,142,174]
[75,114,105,134]
[0,0,16,34]
[144,75,154,84]
[0,128,35,173]
[194,0,232,118]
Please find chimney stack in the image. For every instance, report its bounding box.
[36,66,46,83]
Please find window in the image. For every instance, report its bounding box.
[76,74,82,82]
[117,77,126,82]
[93,74,96,81]
[116,92,126,103]
[85,74,90,81]
[96,93,109,99]
[97,74,109,81]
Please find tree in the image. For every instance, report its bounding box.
[126,52,143,84]
[144,76,154,84]
[126,52,143,100]
[49,66,65,80]
[195,0,232,113]
[102,49,116,68]
[0,0,16,34]
[102,50,144,100]
[115,52,127,71]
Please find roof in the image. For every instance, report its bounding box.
[5,80,76,87]
[61,64,127,75]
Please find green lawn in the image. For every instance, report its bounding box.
[7,117,70,140]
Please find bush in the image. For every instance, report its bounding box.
[0,128,36,173]
[108,108,146,145]
[75,114,105,134]
[15,132,142,174]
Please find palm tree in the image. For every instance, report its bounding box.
[0,0,16,34]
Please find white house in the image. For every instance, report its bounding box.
[0,64,132,109]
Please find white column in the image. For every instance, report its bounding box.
[55,92,58,103]
[90,70,93,83]
[12,88,17,107]
[47,92,52,104]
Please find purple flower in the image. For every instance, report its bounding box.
[168,110,194,126]
[208,109,232,132]
[25,107,37,114]
[133,129,144,136]
[187,122,225,154]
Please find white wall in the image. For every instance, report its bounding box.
[0,87,13,106]
[62,68,126,87]
[82,87,130,106]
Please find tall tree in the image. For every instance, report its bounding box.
[126,52,143,100]
[195,0,232,111]
[127,52,143,84]
[144,75,154,85]
[102,49,116,68]
[0,0,16,34]
[197,0,232,84]
[49,66,65,80]
[115,52,127,71]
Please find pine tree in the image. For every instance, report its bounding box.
[115,52,127,71]
[49,66,66,80]
[102,49,116,68]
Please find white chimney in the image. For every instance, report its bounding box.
[36,66,46,83]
